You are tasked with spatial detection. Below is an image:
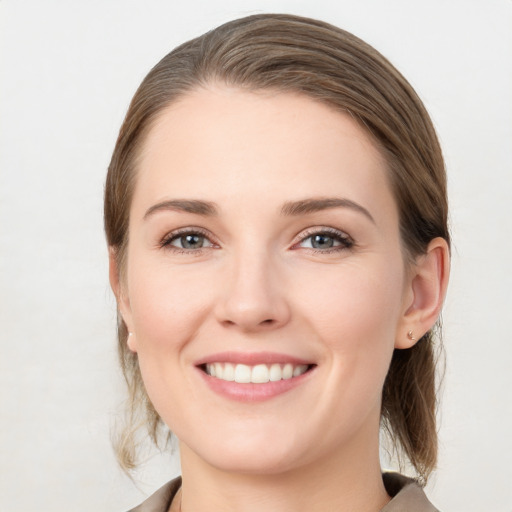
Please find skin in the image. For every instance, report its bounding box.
[110,85,449,512]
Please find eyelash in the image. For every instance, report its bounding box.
[159,226,354,254]
[292,227,354,254]
[159,227,216,254]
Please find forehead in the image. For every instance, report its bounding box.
[133,85,396,220]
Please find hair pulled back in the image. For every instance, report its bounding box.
[105,13,449,483]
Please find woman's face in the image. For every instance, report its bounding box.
[118,86,414,474]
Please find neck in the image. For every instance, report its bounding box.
[177,425,390,512]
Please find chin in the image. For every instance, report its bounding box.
[208,450,298,476]
[181,432,307,476]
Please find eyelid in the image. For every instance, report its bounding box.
[159,226,219,249]
[290,226,354,250]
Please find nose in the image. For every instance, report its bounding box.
[214,250,291,332]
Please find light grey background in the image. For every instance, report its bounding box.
[1,1,511,511]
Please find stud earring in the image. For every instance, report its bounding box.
[127,332,136,351]
[407,330,416,342]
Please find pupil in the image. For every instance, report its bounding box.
[312,234,333,249]
[182,234,203,249]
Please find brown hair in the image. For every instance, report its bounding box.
[105,13,449,482]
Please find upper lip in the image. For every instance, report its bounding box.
[194,351,314,366]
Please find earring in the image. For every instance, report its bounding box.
[407,330,416,342]
[127,332,136,351]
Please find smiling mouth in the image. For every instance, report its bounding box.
[202,362,314,384]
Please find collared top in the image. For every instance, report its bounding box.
[128,473,440,512]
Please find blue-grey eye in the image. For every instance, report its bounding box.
[300,234,341,249]
[297,230,352,251]
[310,234,335,249]
[170,233,212,249]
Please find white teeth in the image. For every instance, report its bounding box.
[282,363,293,379]
[223,363,235,381]
[251,364,269,383]
[269,363,282,381]
[293,364,308,377]
[234,364,252,383]
[205,362,310,383]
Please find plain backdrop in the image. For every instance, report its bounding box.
[1,1,511,511]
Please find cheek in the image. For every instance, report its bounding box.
[295,258,405,403]
[126,258,216,354]
[298,258,404,344]
[125,259,218,426]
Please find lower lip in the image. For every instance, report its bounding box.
[197,367,313,402]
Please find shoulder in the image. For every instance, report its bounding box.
[381,472,440,512]
[127,477,182,512]
[125,473,439,512]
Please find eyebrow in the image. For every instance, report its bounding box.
[143,196,375,223]
[144,199,218,219]
[281,197,375,223]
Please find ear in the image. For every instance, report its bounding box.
[395,237,450,349]
[109,247,137,352]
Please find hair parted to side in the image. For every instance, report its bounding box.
[105,13,449,482]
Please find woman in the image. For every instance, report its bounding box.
[105,13,450,512]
